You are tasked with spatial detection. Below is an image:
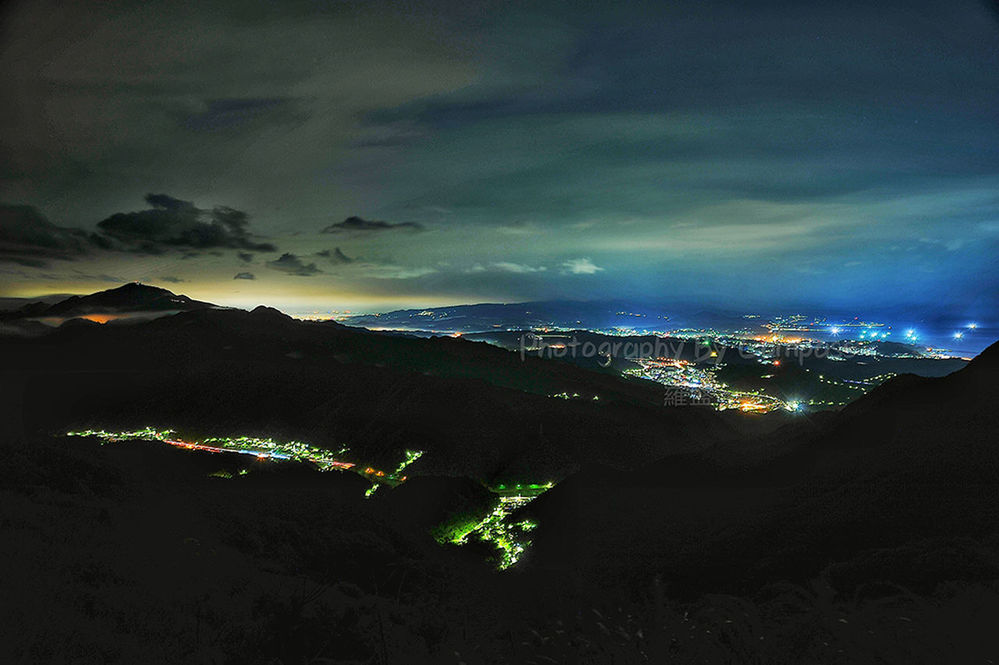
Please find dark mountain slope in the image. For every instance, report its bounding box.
[1,298,772,481]
[521,339,999,597]
[0,282,215,321]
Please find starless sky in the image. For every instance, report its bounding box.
[1,0,998,315]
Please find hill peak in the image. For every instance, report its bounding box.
[20,282,216,320]
[103,281,173,295]
[965,338,999,372]
[250,305,293,321]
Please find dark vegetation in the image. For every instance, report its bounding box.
[1,285,997,663]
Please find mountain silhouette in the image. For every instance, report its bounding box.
[521,339,999,597]
[0,282,215,321]
[0,286,771,480]
[2,287,997,663]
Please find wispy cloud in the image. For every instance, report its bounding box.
[468,262,547,274]
[560,258,603,275]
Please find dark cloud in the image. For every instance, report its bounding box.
[97,194,276,253]
[4,257,48,268]
[0,204,99,266]
[321,216,423,233]
[158,276,185,283]
[180,250,224,259]
[2,196,279,271]
[316,247,354,264]
[233,272,256,280]
[266,253,321,276]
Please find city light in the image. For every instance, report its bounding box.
[444,488,549,569]
[625,358,791,413]
[362,449,425,498]
[67,428,548,569]
[68,428,361,477]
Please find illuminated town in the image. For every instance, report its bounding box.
[624,358,792,412]
[65,427,552,568]
[440,483,552,569]
[363,449,424,497]
[67,428,356,470]
[66,429,430,494]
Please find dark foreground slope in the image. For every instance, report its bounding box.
[2,288,997,663]
[1,344,997,664]
[522,340,999,599]
[0,433,507,664]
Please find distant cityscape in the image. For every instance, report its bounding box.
[312,303,989,358]
[285,303,991,414]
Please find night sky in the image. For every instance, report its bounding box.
[2,0,998,315]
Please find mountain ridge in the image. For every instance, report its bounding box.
[0,282,216,321]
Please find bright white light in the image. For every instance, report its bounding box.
[906,329,914,336]
[968,323,978,329]
[954,332,964,339]
[830,327,841,335]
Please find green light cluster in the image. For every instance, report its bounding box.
[391,449,423,478]
[67,427,174,442]
[66,428,353,472]
[202,435,350,470]
[68,428,550,568]
[492,481,554,493]
[449,493,543,569]
[362,449,424,498]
